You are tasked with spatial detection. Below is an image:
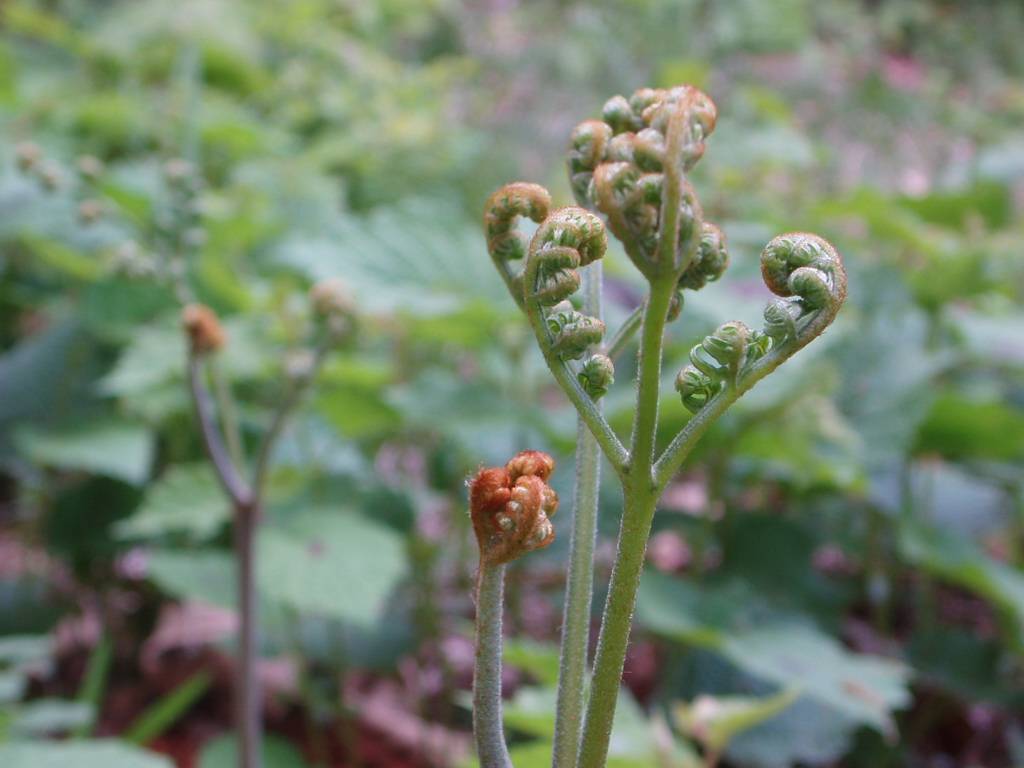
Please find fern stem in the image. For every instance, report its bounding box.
[553,263,603,768]
[577,278,674,768]
[473,564,513,768]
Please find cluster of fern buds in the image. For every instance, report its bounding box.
[469,451,559,566]
[675,232,847,413]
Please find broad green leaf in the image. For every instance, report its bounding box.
[502,639,560,687]
[98,324,185,397]
[198,733,308,768]
[0,635,50,667]
[146,550,236,610]
[258,509,406,628]
[468,687,698,768]
[908,629,1024,708]
[15,235,102,281]
[0,671,25,703]
[899,519,1024,651]
[0,741,172,768]
[15,420,153,485]
[915,393,1024,463]
[0,321,92,449]
[897,181,1012,230]
[673,689,799,753]
[116,464,229,542]
[721,626,909,734]
[726,695,857,768]
[832,269,946,468]
[275,198,507,316]
[10,699,93,736]
[503,686,556,739]
[638,572,910,734]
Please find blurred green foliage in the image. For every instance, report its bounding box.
[1,0,1023,766]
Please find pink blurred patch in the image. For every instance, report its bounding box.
[883,55,926,92]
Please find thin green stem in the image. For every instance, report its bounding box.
[235,500,261,768]
[210,359,246,471]
[187,356,250,506]
[628,279,676,476]
[473,564,513,768]
[251,344,330,494]
[602,304,642,361]
[545,356,629,477]
[553,263,603,768]
[653,339,806,490]
[577,277,674,768]
[577,485,657,768]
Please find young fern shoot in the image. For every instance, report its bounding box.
[479,84,847,768]
[182,280,354,768]
[470,452,561,768]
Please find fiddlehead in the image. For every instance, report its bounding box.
[568,86,716,279]
[522,207,607,351]
[470,450,559,567]
[673,232,846,415]
[484,182,553,309]
[482,185,629,470]
[679,222,730,291]
[760,232,848,346]
[182,303,227,355]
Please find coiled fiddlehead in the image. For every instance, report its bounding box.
[522,206,609,357]
[675,232,846,414]
[568,86,716,279]
[470,451,559,567]
[760,232,847,345]
[675,322,770,413]
[484,183,553,309]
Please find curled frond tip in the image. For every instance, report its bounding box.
[470,451,558,566]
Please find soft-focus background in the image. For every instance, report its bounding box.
[1,1,1022,766]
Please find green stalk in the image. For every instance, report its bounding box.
[72,631,113,739]
[553,263,603,768]
[122,671,212,745]
[577,487,657,768]
[577,278,675,768]
[473,564,512,768]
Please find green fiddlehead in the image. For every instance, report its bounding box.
[484,182,553,309]
[568,86,716,280]
[674,232,846,415]
[523,207,609,374]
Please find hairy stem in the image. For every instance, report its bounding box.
[577,277,674,768]
[210,359,246,471]
[251,344,329,494]
[187,353,260,768]
[553,263,603,768]
[653,337,808,490]
[235,501,261,768]
[473,564,512,768]
[577,486,657,768]
[628,280,675,473]
[187,356,250,506]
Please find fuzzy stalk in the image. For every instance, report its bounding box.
[576,485,658,768]
[553,263,604,768]
[577,277,675,768]
[473,563,513,768]
[234,501,262,768]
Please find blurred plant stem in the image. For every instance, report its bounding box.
[473,563,512,768]
[553,262,603,768]
[187,341,329,768]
